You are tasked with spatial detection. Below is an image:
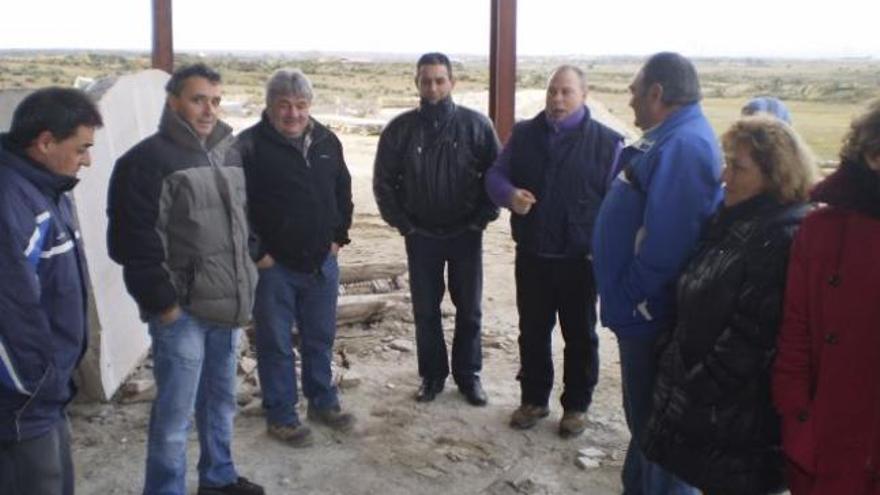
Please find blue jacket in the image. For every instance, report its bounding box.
[0,136,89,442]
[592,104,722,336]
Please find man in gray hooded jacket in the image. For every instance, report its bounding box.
[107,64,262,495]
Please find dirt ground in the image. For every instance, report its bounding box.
[70,128,633,494]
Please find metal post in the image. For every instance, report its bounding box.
[151,0,173,73]
[489,0,516,143]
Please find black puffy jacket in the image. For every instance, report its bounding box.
[642,194,808,495]
[373,97,500,237]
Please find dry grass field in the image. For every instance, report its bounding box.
[2,51,877,160]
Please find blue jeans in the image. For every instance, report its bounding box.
[253,255,340,426]
[144,311,240,495]
[404,230,483,386]
[616,329,697,495]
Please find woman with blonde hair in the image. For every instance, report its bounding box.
[642,115,818,495]
[773,100,880,495]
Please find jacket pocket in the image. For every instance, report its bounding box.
[781,409,817,474]
[566,199,597,255]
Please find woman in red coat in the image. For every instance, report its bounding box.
[773,100,880,495]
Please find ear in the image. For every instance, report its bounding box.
[648,82,664,105]
[167,93,180,112]
[34,130,56,154]
[449,76,456,91]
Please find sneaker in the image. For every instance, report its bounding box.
[558,411,587,438]
[307,405,356,432]
[197,476,265,495]
[267,422,314,447]
[509,404,550,430]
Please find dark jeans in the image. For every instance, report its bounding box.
[617,329,697,495]
[0,418,73,495]
[514,252,599,412]
[405,230,483,386]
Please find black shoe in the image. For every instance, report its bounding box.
[458,380,488,406]
[415,378,445,402]
[198,476,265,495]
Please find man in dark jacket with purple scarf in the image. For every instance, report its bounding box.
[486,65,623,438]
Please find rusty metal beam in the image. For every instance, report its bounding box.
[151,0,173,73]
[489,0,516,143]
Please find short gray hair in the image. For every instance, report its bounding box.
[549,65,588,94]
[639,52,702,106]
[266,68,313,106]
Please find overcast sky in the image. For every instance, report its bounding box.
[3,0,878,58]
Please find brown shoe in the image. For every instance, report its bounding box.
[558,411,587,438]
[307,406,356,433]
[267,422,314,447]
[509,404,550,430]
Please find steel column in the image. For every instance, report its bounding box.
[151,0,173,73]
[489,0,516,143]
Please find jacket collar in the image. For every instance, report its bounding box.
[535,105,593,134]
[715,193,779,225]
[418,96,455,128]
[256,111,327,148]
[644,102,704,141]
[158,105,232,152]
[0,134,79,198]
[545,105,587,133]
[812,159,880,219]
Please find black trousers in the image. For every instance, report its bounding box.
[0,418,73,495]
[515,252,599,412]
[405,230,483,386]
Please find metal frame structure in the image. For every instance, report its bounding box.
[150,0,517,142]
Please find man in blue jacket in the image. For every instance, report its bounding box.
[0,88,102,495]
[592,52,723,494]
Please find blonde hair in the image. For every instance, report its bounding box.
[721,116,818,203]
[839,99,880,165]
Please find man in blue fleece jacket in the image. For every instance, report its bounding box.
[592,52,723,495]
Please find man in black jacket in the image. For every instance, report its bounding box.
[373,52,500,405]
[235,68,354,447]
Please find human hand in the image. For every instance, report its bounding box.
[510,188,537,215]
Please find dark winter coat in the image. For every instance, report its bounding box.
[373,97,500,237]
[107,107,257,326]
[234,115,353,273]
[0,137,89,441]
[773,160,880,494]
[506,108,623,258]
[643,194,808,495]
